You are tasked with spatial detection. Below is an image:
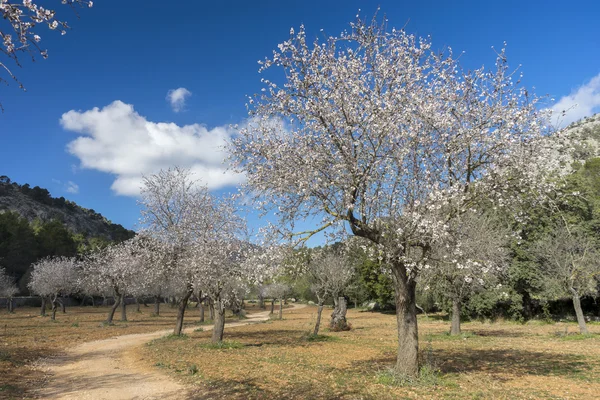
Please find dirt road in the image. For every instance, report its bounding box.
[35,304,305,400]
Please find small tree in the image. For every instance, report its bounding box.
[532,225,600,334]
[80,241,140,325]
[28,257,79,320]
[265,282,290,320]
[422,211,510,335]
[306,250,354,335]
[0,267,18,312]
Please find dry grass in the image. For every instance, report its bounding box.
[0,302,238,399]
[2,303,600,399]
[140,306,600,400]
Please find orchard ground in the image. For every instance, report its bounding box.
[1,304,600,399]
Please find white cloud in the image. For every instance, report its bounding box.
[52,179,80,194]
[65,181,79,194]
[551,73,600,127]
[61,100,244,197]
[166,87,192,113]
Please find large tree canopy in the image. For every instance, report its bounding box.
[230,15,558,376]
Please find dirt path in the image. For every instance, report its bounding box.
[35,304,306,400]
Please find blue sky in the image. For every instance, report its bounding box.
[1,0,599,232]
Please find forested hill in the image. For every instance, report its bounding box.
[0,176,133,242]
[0,176,135,291]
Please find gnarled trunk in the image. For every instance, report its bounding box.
[154,296,160,316]
[199,301,205,323]
[450,298,461,335]
[211,298,226,343]
[60,297,66,313]
[40,297,47,316]
[258,294,265,309]
[270,299,275,315]
[278,298,283,320]
[313,301,324,336]
[51,294,58,321]
[391,263,419,377]
[330,296,349,330]
[571,288,588,334]
[209,299,215,320]
[135,298,141,313]
[121,297,127,321]
[106,293,122,325]
[7,297,14,313]
[173,289,193,336]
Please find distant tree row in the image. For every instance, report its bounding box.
[0,211,128,292]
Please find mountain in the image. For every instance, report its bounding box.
[0,176,134,242]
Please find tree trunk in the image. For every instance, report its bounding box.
[199,302,205,323]
[209,299,215,320]
[7,297,14,313]
[571,289,588,334]
[391,264,419,377]
[211,299,226,343]
[60,297,66,313]
[173,290,192,336]
[106,293,122,325]
[135,298,141,313]
[450,298,461,336]
[278,298,283,320]
[270,299,275,315]
[154,296,160,316]
[258,294,265,309]
[313,302,324,336]
[121,298,127,321]
[330,296,349,330]
[40,297,47,316]
[51,295,58,321]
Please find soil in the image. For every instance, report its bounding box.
[33,305,305,400]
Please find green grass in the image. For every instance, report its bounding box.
[302,333,340,342]
[376,364,446,387]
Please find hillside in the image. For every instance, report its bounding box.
[561,112,600,160]
[0,176,134,242]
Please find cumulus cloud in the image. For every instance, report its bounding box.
[166,87,192,112]
[551,73,600,127]
[61,100,244,197]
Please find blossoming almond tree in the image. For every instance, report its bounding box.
[28,256,79,320]
[0,267,18,312]
[0,0,92,109]
[230,15,555,376]
[80,240,142,324]
[305,250,354,335]
[421,210,510,335]
[139,167,259,336]
[139,167,217,335]
[264,282,290,320]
